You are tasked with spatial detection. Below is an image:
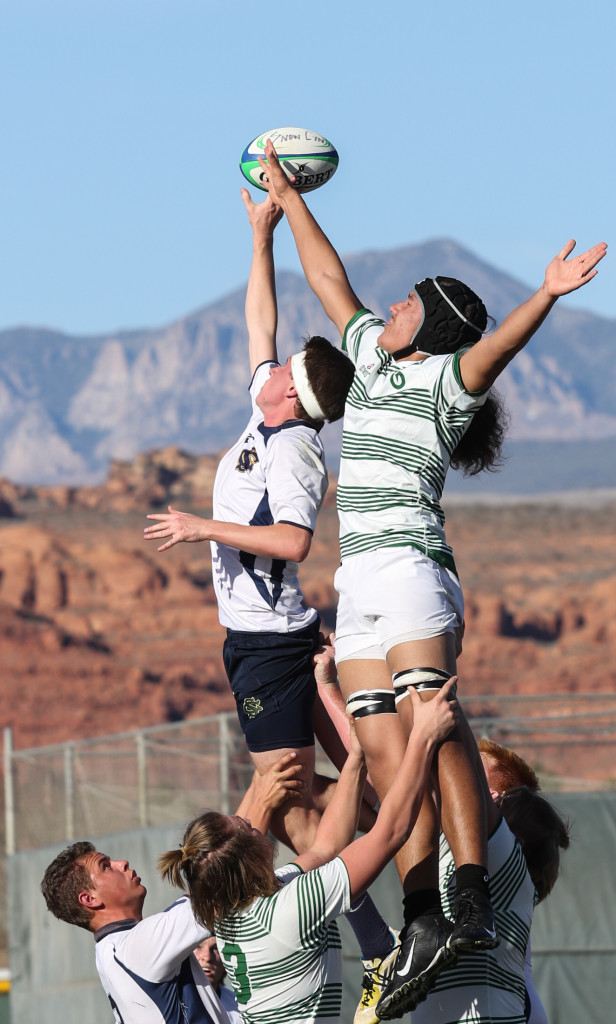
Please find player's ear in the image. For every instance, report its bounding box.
[78,889,102,909]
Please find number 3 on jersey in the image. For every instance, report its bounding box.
[222,941,252,1004]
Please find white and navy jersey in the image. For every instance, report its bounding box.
[93,895,230,1024]
[216,858,351,1024]
[211,361,327,632]
[413,819,536,1024]
[218,985,242,1024]
[339,311,488,574]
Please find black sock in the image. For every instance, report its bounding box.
[454,863,490,898]
[402,888,443,924]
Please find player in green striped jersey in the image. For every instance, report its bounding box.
[413,736,569,1024]
[258,137,604,1017]
[159,681,459,1024]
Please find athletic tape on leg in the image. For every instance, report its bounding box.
[345,689,396,718]
[393,667,453,704]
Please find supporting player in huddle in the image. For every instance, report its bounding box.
[159,684,459,1024]
[40,754,304,1024]
[413,735,570,1024]
[258,135,606,1018]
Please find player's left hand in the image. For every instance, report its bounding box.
[144,505,208,551]
[544,239,607,297]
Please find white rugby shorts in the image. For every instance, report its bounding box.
[334,546,464,664]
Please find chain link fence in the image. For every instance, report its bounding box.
[3,691,616,967]
[3,713,254,855]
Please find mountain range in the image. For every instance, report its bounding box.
[1,238,614,490]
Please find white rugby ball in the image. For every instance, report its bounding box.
[240,126,339,194]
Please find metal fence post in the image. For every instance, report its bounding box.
[219,715,230,814]
[64,743,75,841]
[3,727,15,855]
[136,731,148,827]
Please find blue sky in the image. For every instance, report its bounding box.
[2,0,614,335]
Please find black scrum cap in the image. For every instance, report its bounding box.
[393,276,487,360]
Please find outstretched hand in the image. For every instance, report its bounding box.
[544,239,607,297]
[144,506,208,552]
[257,138,296,205]
[240,187,283,236]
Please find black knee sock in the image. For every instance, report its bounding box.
[402,888,443,924]
[454,863,490,898]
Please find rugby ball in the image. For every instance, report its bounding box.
[240,127,339,194]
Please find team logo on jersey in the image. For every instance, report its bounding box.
[236,447,259,473]
[243,696,263,719]
[391,370,405,389]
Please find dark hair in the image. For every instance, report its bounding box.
[158,812,280,932]
[498,787,570,903]
[477,738,540,793]
[449,389,509,476]
[41,841,97,931]
[295,335,355,424]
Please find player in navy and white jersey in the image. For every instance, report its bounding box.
[145,191,354,856]
[194,937,242,1024]
[40,754,304,1024]
[258,137,605,1017]
[144,194,400,1010]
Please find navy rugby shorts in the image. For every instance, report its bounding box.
[223,618,320,752]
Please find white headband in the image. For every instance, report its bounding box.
[290,351,326,421]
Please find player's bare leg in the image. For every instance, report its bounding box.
[376,634,497,1021]
[250,745,321,852]
[337,659,416,889]
[388,634,487,875]
[311,773,378,833]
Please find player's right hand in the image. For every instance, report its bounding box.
[409,677,459,744]
[144,505,208,551]
[257,139,296,203]
[253,752,305,811]
[240,187,283,235]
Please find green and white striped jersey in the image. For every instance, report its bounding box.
[339,311,488,573]
[215,858,351,1024]
[413,818,536,1024]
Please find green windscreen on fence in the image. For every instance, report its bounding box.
[8,793,616,1024]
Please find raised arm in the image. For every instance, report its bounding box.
[292,717,368,872]
[459,239,607,393]
[339,682,459,900]
[312,633,379,808]
[258,139,363,337]
[241,189,284,374]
